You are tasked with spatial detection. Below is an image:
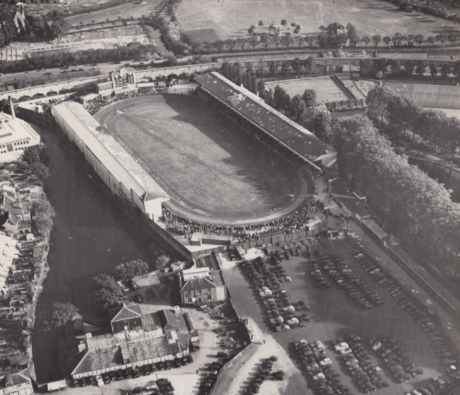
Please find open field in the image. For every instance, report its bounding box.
[95,95,306,221]
[220,238,445,395]
[385,81,460,109]
[265,76,347,104]
[65,0,161,26]
[176,0,460,43]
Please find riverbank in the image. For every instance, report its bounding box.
[29,121,178,383]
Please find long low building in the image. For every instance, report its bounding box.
[52,101,169,220]
[194,72,336,170]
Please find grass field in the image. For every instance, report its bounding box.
[265,76,347,104]
[176,0,460,43]
[95,95,305,220]
[385,82,460,109]
[65,0,161,26]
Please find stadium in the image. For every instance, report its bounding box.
[52,71,336,255]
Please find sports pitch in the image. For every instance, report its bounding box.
[176,0,460,42]
[265,77,347,104]
[95,95,307,222]
[385,82,460,109]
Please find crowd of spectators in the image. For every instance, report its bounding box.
[162,195,324,241]
[84,86,168,115]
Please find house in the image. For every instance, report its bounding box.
[67,304,198,380]
[0,368,34,395]
[179,252,227,305]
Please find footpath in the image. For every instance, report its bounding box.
[313,176,460,354]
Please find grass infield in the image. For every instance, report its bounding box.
[95,95,307,221]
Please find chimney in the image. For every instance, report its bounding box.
[9,97,15,119]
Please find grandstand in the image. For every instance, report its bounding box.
[193,72,336,171]
[52,101,169,220]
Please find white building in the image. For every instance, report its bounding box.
[51,101,169,220]
[0,111,41,163]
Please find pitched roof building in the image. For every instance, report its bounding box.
[67,304,197,379]
[179,252,227,305]
[0,368,33,395]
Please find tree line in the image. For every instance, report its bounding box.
[366,86,460,158]
[333,115,460,282]
[185,22,460,56]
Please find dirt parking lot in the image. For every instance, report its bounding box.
[219,238,445,395]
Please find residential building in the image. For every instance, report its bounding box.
[179,252,227,305]
[67,304,197,379]
[0,368,34,395]
[52,101,169,220]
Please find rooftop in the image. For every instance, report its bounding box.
[193,72,335,166]
[0,112,40,145]
[53,102,169,201]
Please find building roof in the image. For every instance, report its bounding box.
[111,305,142,322]
[0,112,40,146]
[72,332,171,375]
[52,102,169,201]
[0,368,31,389]
[180,277,217,292]
[194,72,335,167]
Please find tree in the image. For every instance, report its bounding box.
[444,117,460,160]
[269,61,277,75]
[386,95,421,141]
[296,36,304,48]
[281,33,294,48]
[248,25,255,34]
[414,34,425,46]
[371,35,382,47]
[258,20,264,27]
[427,36,436,45]
[303,57,314,75]
[365,85,395,124]
[45,302,79,331]
[115,260,149,282]
[248,36,259,49]
[273,85,290,112]
[213,40,225,52]
[236,38,246,50]
[260,33,272,49]
[289,94,306,120]
[292,57,302,74]
[94,274,124,308]
[436,34,447,46]
[346,23,360,46]
[441,64,451,78]
[448,33,458,46]
[430,64,437,79]
[203,41,212,53]
[361,35,371,47]
[302,89,317,108]
[281,19,287,26]
[416,61,426,77]
[383,36,391,46]
[155,254,170,269]
[225,39,236,51]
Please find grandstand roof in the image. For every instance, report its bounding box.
[53,102,168,201]
[194,72,335,166]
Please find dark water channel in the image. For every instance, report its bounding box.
[409,157,460,203]
[31,124,173,383]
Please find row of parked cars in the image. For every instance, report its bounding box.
[370,336,423,383]
[334,335,389,393]
[295,339,352,395]
[307,259,331,290]
[73,356,194,388]
[243,356,284,394]
[198,360,224,395]
[354,252,460,381]
[322,253,383,309]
